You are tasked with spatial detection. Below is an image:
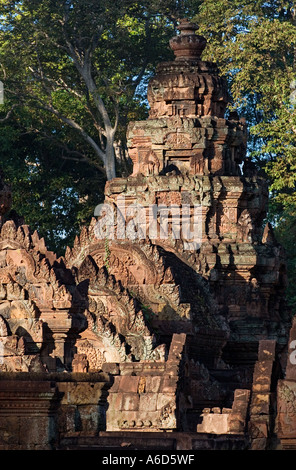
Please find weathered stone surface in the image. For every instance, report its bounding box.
[0,169,12,220]
[284,316,296,381]
[0,18,293,450]
[0,379,59,450]
[197,389,250,435]
[106,333,187,432]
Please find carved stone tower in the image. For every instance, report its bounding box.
[105,19,291,368]
[0,20,292,449]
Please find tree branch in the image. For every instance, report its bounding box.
[0,104,18,122]
[33,100,107,164]
[34,129,106,173]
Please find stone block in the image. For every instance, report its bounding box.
[232,389,250,413]
[212,407,221,414]
[167,333,186,362]
[77,404,102,433]
[161,377,178,393]
[156,392,175,410]
[197,413,229,434]
[116,410,161,431]
[227,414,245,434]
[222,408,232,414]
[250,438,268,450]
[0,416,20,447]
[119,376,140,393]
[107,392,123,411]
[101,363,120,375]
[139,393,158,412]
[58,382,105,405]
[250,393,271,415]
[248,416,269,439]
[277,380,296,439]
[165,364,180,376]
[253,360,274,382]
[109,375,121,393]
[254,357,274,374]
[19,416,56,450]
[57,404,76,434]
[116,410,138,427]
[120,363,143,376]
[122,393,140,411]
[258,340,276,361]
[145,376,162,393]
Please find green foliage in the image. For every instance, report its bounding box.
[0,0,181,254]
[194,0,296,309]
[1,0,296,303]
[273,206,296,311]
[0,115,106,255]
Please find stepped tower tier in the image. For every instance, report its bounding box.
[105,19,291,367]
[128,19,247,178]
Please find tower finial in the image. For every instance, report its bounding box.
[169,18,207,60]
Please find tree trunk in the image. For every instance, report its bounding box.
[105,138,116,180]
[69,55,118,180]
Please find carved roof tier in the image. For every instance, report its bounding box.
[147,19,229,120]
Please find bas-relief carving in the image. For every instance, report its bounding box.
[0,19,292,448]
[0,301,46,372]
[237,209,253,243]
[164,132,192,149]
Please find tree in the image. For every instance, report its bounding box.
[195,1,296,163]
[0,1,204,252]
[0,112,107,255]
[195,0,296,309]
[0,0,178,180]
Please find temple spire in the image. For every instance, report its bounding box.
[169,18,207,60]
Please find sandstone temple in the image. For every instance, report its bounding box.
[0,19,296,451]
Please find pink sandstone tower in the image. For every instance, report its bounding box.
[0,20,293,450]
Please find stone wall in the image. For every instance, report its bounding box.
[0,372,111,450]
[277,316,296,449]
[0,379,58,450]
[196,389,250,435]
[248,340,278,449]
[106,333,188,432]
[0,18,293,451]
